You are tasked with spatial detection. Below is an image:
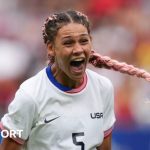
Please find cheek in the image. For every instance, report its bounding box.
[56,48,72,61]
[55,52,69,67]
[55,46,71,56]
[85,45,92,56]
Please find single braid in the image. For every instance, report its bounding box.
[89,51,150,82]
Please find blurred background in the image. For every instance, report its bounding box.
[0,0,150,149]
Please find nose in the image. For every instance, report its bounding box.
[73,43,83,55]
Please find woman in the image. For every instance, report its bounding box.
[1,10,150,150]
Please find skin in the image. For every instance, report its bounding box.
[97,134,112,150]
[0,137,22,150]
[0,23,112,150]
[48,23,92,88]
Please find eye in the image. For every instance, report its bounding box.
[63,40,74,47]
[79,39,89,45]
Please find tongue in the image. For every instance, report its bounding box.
[70,63,84,73]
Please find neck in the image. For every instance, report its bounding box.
[51,64,84,89]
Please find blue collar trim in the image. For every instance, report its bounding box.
[46,66,72,91]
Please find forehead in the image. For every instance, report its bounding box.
[57,23,89,39]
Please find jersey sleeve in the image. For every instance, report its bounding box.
[0,88,38,144]
[102,79,116,138]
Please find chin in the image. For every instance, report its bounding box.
[71,73,85,82]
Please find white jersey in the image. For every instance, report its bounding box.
[1,67,115,150]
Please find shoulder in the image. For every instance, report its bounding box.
[19,67,47,99]
[9,68,47,112]
[20,67,46,88]
[86,68,113,90]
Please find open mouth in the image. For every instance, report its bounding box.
[70,59,85,67]
[70,58,85,74]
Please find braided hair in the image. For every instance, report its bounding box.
[42,10,90,45]
[42,10,150,82]
[89,51,150,82]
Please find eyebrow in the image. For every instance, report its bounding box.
[61,33,89,40]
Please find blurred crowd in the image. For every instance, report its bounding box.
[0,0,150,134]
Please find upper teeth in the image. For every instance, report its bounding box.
[73,58,84,61]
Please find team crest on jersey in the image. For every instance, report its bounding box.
[90,112,103,119]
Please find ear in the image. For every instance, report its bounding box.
[47,43,55,57]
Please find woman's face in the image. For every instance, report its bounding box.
[48,23,92,84]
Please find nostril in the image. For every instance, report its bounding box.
[72,48,84,55]
[73,43,83,52]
